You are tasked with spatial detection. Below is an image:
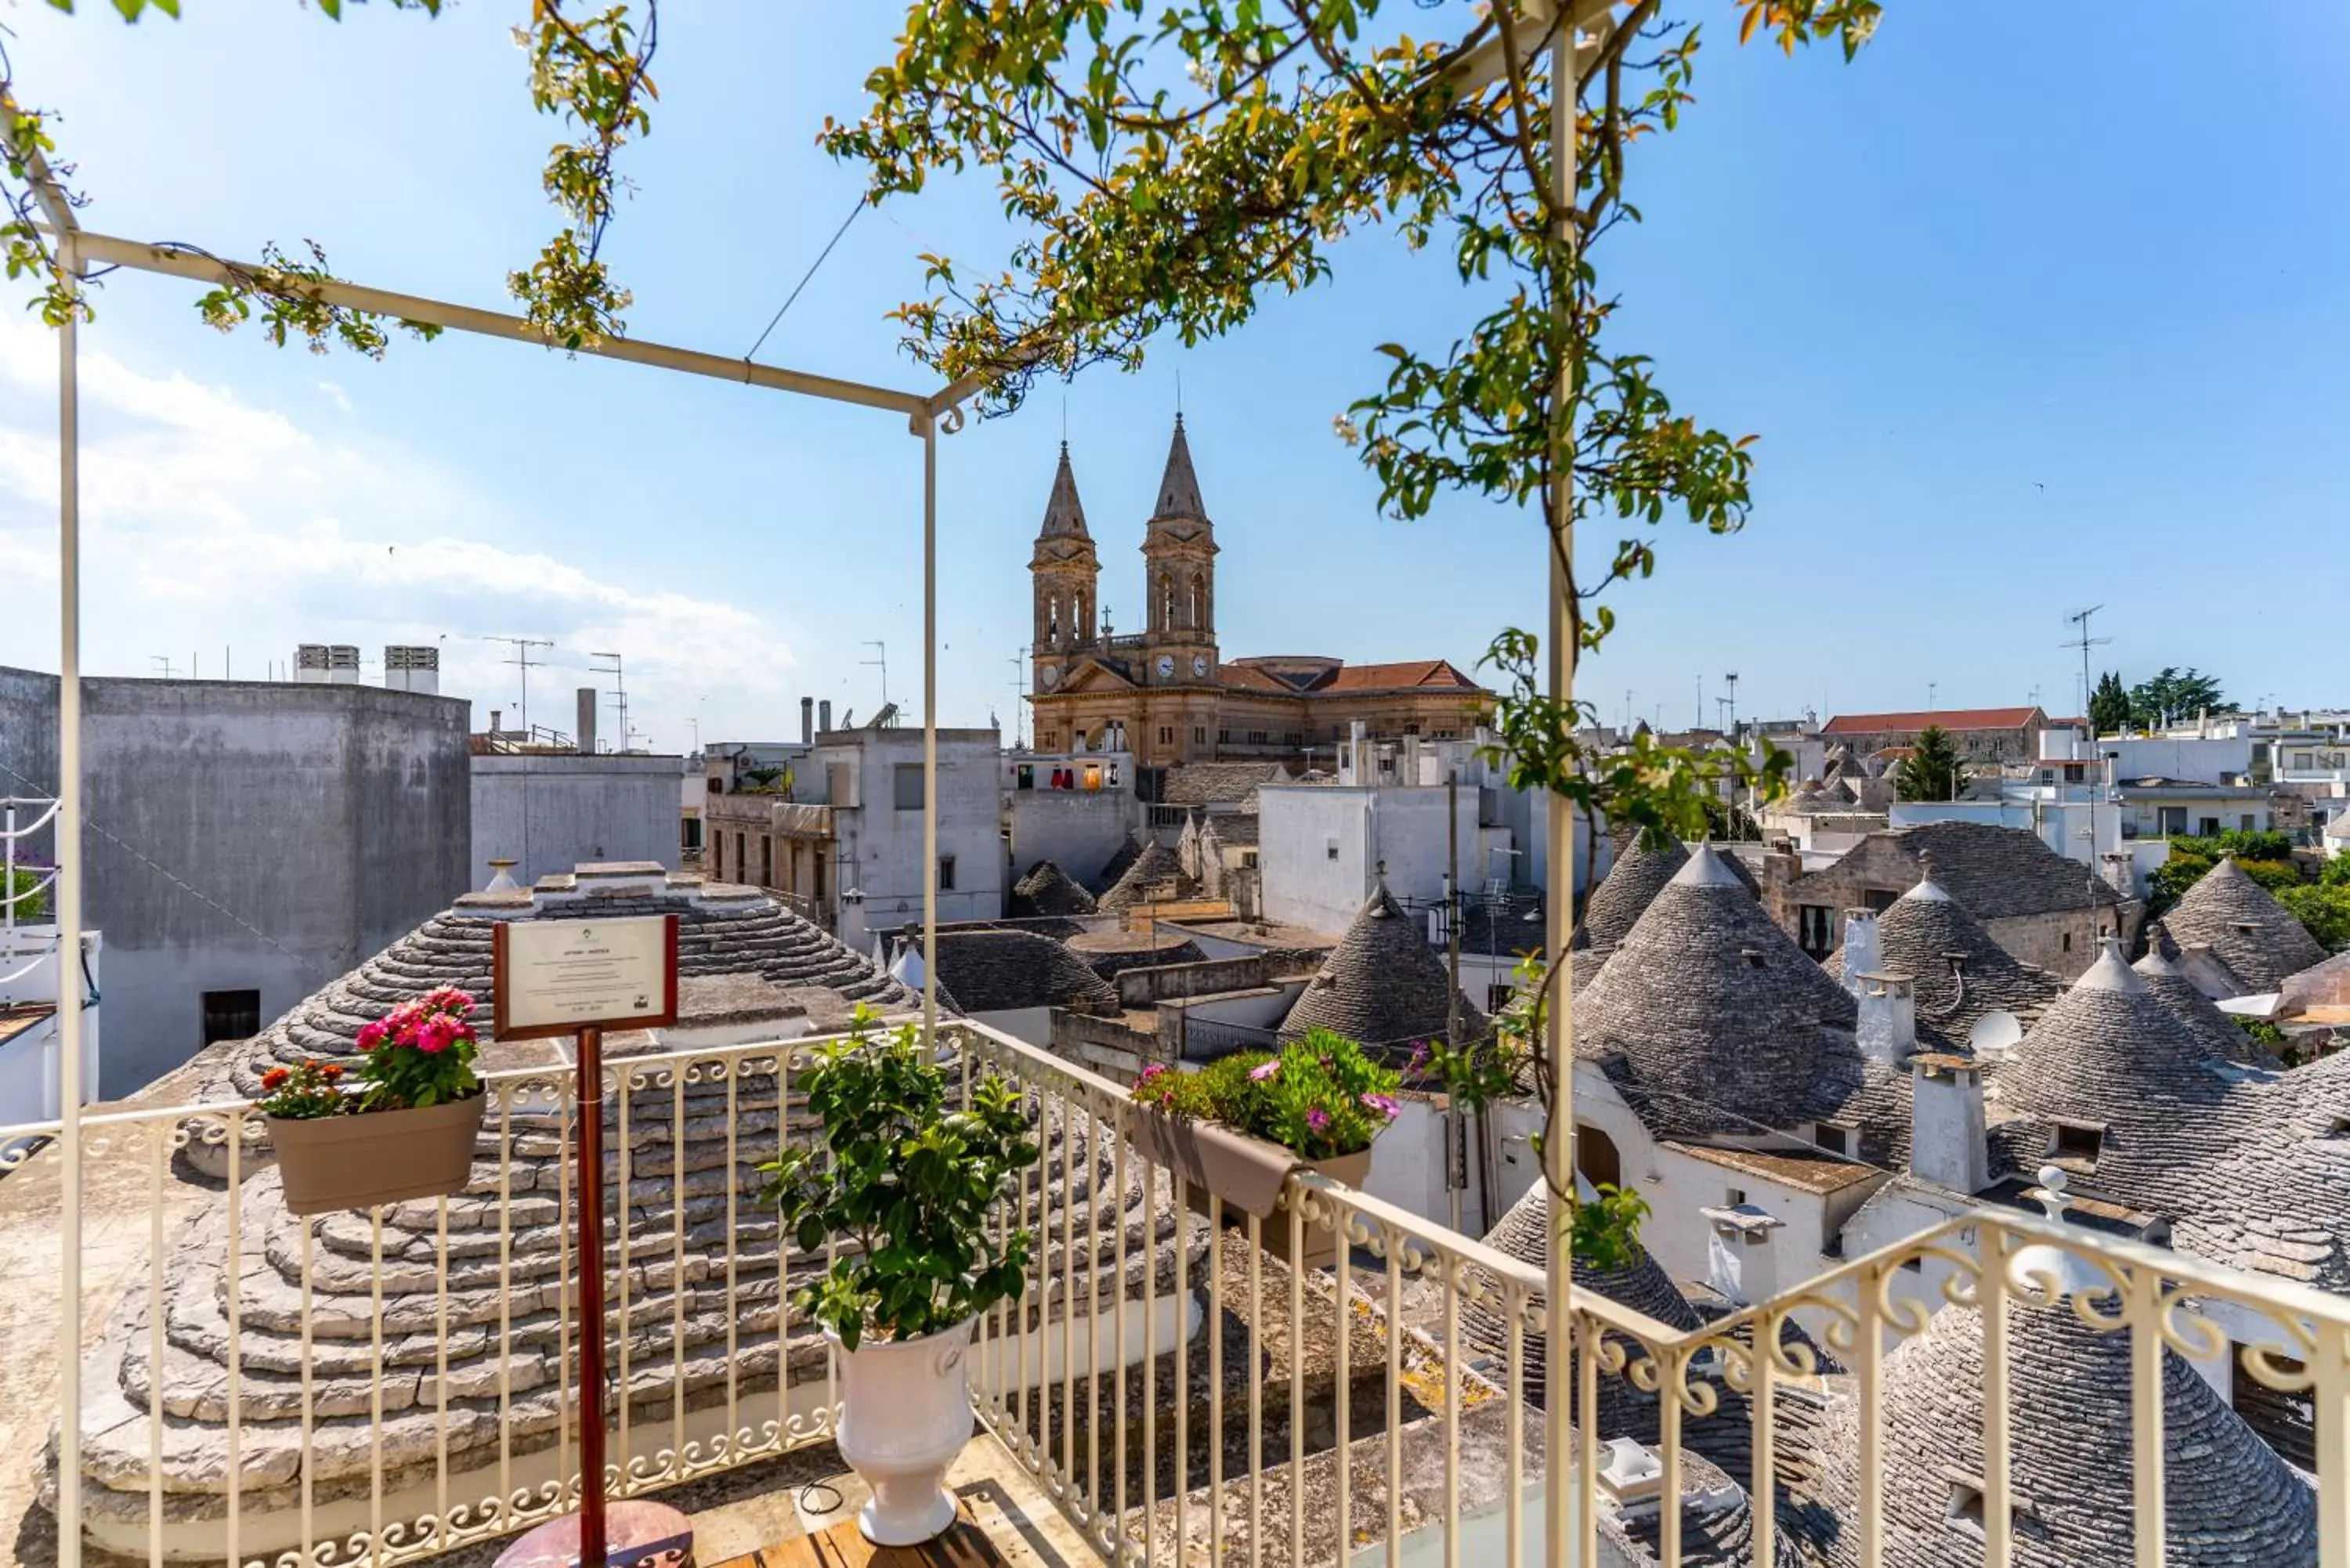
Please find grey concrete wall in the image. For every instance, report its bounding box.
[471,753,684,889]
[1007,781,1139,887]
[0,667,471,1095]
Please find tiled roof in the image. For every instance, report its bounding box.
[1217,662,1296,694]
[1811,1288,2318,1566]
[1321,659,1485,693]
[1281,881,1487,1048]
[1201,814,1260,848]
[1822,706,2042,734]
[2157,857,2327,992]
[1162,761,1286,806]
[928,927,1119,1014]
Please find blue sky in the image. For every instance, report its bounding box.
[1,2,2343,748]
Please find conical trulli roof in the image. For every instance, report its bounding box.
[1815,1259,2319,1566]
[2160,857,2326,992]
[1578,831,1690,952]
[1091,831,1144,895]
[1832,876,2061,1052]
[2133,946,2274,1067]
[1011,858,1097,918]
[1097,839,1189,912]
[1577,844,1856,1133]
[1281,881,1486,1047]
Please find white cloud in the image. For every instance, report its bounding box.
[317,380,354,416]
[0,318,794,743]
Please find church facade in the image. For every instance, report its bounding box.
[1027,417,1490,768]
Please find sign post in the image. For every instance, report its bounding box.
[491,915,685,1568]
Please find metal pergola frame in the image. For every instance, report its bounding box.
[5,6,1606,1561]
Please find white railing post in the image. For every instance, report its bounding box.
[55,229,85,1568]
[921,412,940,1056]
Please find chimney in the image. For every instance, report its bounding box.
[327,644,361,685]
[819,699,833,735]
[801,696,815,746]
[295,643,331,684]
[576,688,598,755]
[490,708,504,734]
[383,645,439,695]
[1697,1202,1784,1306]
[1855,970,1916,1064]
[1347,719,1368,783]
[1839,909,1882,998]
[1909,1053,1989,1194]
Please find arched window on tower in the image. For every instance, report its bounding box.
[1160,571,1175,632]
[1076,591,1089,641]
[1189,572,1206,634]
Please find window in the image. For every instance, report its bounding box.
[814,851,826,902]
[938,854,956,891]
[201,988,262,1046]
[1575,1125,1622,1189]
[1943,1481,2012,1541]
[1217,728,1231,744]
[2241,814,2258,833]
[681,817,702,851]
[2200,817,2222,837]
[1864,887,1900,912]
[1403,723,1421,736]
[1817,1125,1850,1157]
[1241,851,1259,869]
[735,833,747,882]
[2063,931,2073,953]
[1326,837,1341,862]
[1194,726,1206,744]
[760,836,772,887]
[2052,1122,2103,1165]
[1725,1187,1747,1207]
[1798,905,1837,959]
[1159,726,1174,745]
[894,763,927,811]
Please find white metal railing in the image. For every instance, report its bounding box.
[5,1017,2348,1567]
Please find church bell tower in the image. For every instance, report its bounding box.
[1029,442,1099,709]
[1140,414,1219,688]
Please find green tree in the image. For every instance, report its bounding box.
[2128,667,2228,728]
[2276,884,2350,954]
[2088,671,2131,735]
[1893,725,1961,802]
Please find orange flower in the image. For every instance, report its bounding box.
[259,1068,289,1091]
[320,1062,344,1079]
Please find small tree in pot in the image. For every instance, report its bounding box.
[761,1010,1039,1546]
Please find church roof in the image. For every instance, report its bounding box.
[1010,858,1097,919]
[1281,880,1488,1048]
[1036,441,1091,541]
[2157,857,2328,992]
[1321,659,1484,692]
[1576,845,1857,1135]
[1811,1282,2318,1567]
[1578,833,1690,953]
[1152,413,1208,522]
[1822,706,2043,735]
[1828,875,2062,1052]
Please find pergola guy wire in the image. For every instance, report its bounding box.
[4,5,1607,1561]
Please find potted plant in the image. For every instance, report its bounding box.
[255,985,486,1215]
[1129,1026,1402,1266]
[761,1011,1039,1546]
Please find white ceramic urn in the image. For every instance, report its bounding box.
[829,1317,978,1545]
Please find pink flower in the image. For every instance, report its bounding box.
[355,1021,387,1053]
[416,1015,455,1055]
[1361,1092,1401,1118]
[1249,1060,1279,1082]
[1137,1064,1168,1084]
[1306,1107,1330,1133]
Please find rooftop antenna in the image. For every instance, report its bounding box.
[1927,680,1938,712]
[862,640,889,708]
[591,650,629,753]
[1009,645,1029,746]
[2062,605,2113,902]
[483,635,554,733]
[1723,670,1740,740]
[150,656,175,679]
[1695,672,1705,732]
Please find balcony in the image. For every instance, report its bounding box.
[2,1019,2344,1567]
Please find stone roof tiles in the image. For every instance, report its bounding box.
[1578,833,1690,954]
[1829,877,2063,1053]
[1096,840,1193,912]
[927,927,1120,1015]
[2157,857,2328,992]
[2133,947,2277,1067]
[1160,762,1287,807]
[1280,881,1487,1048]
[1880,821,2123,916]
[1577,846,1857,1136]
[1010,858,1098,918]
[1811,1287,2318,1567]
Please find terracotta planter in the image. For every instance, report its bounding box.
[267,1095,486,1215]
[1126,1104,1374,1270]
[829,1317,977,1546]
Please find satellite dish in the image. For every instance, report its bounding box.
[1970,1010,2024,1061]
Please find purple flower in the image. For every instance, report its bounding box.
[1361,1092,1401,1118]
[1408,1039,1431,1072]
[1306,1107,1330,1133]
[1249,1060,1280,1082]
